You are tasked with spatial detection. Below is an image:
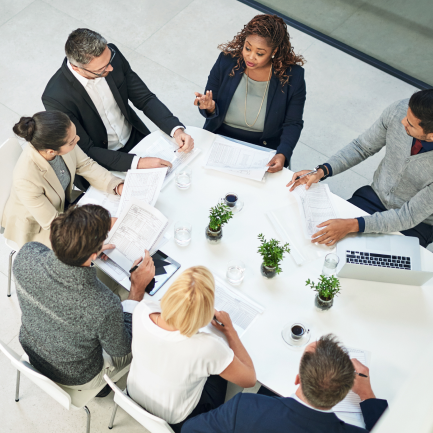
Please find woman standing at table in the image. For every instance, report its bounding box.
[2,110,125,248]
[194,14,306,172]
[127,266,256,433]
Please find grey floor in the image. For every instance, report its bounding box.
[256,0,433,86]
[0,0,420,431]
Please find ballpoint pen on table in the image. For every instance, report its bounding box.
[295,169,318,181]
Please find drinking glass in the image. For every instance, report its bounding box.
[175,168,192,190]
[174,221,192,246]
[322,253,339,276]
[226,259,246,285]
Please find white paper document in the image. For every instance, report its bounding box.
[292,184,338,239]
[105,200,168,272]
[137,136,200,188]
[333,348,368,414]
[78,187,121,216]
[116,167,167,217]
[205,277,264,337]
[204,135,275,181]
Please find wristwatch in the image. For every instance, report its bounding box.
[315,164,329,181]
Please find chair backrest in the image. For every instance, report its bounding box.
[104,375,174,433]
[0,137,22,222]
[0,339,72,410]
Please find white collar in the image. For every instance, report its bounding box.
[67,61,101,88]
[290,393,334,413]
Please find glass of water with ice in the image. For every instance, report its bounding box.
[174,221,192,246]
[321,253,339,276]
[175,168,192,190]
[226,260,246,285]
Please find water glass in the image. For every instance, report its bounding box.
[174,221,192,246]
[226,259,246,285]
[322,253,339,276]
[175,168,192,190]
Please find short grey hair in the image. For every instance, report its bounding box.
[65,28,107,66]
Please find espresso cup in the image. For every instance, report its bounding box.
[291,323,307,340]
[224,192,238,208]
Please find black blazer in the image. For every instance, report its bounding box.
[182,394,389,433]
[199,53,306,162]
[42,44,184,171]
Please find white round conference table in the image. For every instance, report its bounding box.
[112,126,433,406]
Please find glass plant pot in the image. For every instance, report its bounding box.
[205,225,222,244]
[315,294,334,311]
[260,263,277,279]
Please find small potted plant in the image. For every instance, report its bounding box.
[206,202,233,244]
[257,234,290,279]
[306,275,341,311]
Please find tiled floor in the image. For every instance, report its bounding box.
[0,0,420,431]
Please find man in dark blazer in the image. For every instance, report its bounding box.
[42,28,194,190]
[182,335,388,433]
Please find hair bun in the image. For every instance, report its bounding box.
[13,116,36,142]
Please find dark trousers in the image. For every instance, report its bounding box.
[170,375,228,433]
[348,185,433,248]
[74,127,146,191]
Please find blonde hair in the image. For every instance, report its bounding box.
[161,266,215,337]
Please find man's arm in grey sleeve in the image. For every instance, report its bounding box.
[363,185,433,233]
[326,101,401,176]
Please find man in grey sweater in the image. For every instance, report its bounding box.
[13,204,155,390]
[287,89,433,248]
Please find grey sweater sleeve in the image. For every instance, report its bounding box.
[363,184,433,233]
[326,101,400,175]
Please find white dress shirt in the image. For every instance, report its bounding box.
[67,62,183,169]
[290,393,334,413]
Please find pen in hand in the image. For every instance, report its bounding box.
[295,169,318,181]
[129,265,139,274]
[213,316,224,327]
[354,371,368,378]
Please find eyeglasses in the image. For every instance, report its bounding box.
[77,48,116,77]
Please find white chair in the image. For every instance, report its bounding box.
[0,137,23,297]
[104,374,174,433]
[0,339,130,433]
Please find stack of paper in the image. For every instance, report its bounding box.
[137,136,200,188]
[203,135,275,181]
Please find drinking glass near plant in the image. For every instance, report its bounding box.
[257,234,290,279]
[306,275,341,311]
[205,202,233,244]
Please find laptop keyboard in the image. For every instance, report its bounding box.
[346,250,411,270]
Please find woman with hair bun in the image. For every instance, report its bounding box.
[194,14,306,172]
[2,110,124,248]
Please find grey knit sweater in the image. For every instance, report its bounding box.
[326,99,433,233]
[14,242,132,386]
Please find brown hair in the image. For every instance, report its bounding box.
[161,266,215,337]
[299,334,354,409]
[50,205,111,267]
[13,111,71,151]
[218,14,305,87]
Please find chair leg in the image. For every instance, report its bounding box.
[83,406,91,433]
[8,250,16,297]
[15,370,20,402]
[108,403,118,429]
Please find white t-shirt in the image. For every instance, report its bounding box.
[127,301,234,424]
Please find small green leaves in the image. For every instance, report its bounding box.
[257,234,290,274]
[305,275,341,300]
[209,203,233,231]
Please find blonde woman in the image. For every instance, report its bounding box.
[127,266,256,432]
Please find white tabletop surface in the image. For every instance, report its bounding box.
[112,126,433,404]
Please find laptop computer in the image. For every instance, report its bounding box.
[336,233,433,285]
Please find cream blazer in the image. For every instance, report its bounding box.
[2,144,123,249]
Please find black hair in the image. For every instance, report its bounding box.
[409,89,433,135]
[13,111,71,151]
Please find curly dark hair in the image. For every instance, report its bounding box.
[218,14,305,87]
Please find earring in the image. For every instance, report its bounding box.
[272,55,275,58]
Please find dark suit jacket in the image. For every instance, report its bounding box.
[42,43,184,171]
[199,53,306,162]
[181,394,389,433]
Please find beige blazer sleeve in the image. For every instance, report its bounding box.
[74,145,123,193]
[14,178,59,231]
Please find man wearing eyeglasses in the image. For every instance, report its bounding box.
[42,28,194,190]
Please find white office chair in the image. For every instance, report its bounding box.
[0,137,23,297]
[0,339,130,433]
[104,374,174,433]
